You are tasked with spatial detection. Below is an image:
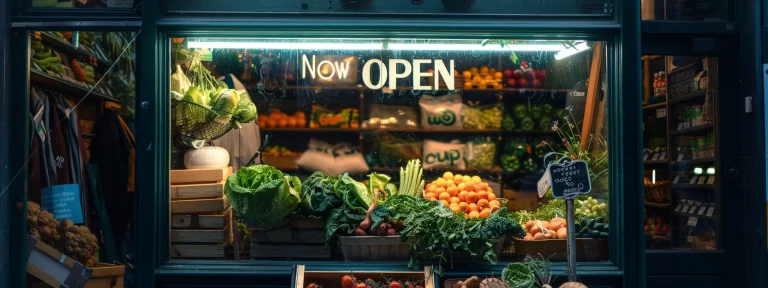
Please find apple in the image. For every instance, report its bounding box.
[526,70,537,82]
[517,78,528,88]
[512,69,523,79]
[532,79,542,88]
[506,78,517,88]
[537,69,547,80]
[503,68,514,79]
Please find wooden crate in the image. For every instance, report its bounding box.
[172,209,231,229]
[512,238,608,261]
[170,167,232,185]
[249,218,331,260]
[170,196,229,214]
[170,207,233,259]
[85,263,125,288]
[261,154,301,170]
[171,181,225,200]
[26,235,90,288]
[294,265,435,288]
[338,236,410,261]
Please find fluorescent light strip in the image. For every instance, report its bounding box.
[554,42,591,60]
[386,43,564,51]
[187,41,383,50]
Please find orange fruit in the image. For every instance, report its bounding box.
[287,118,298,127]
[477,190,489,200]
[479,209,491,219]
[462,71,472,79]
[493,71,503,80]
[450,197,461,204]
[458,191,468,202]
[446,186,459,196]
[475,182,489,191]
[425,192,436,199]
[457,183,466,191]
[468,211,480,219]
[435,187,446,194]
[464,183,475,192]
[459,202,469,212]
[278,119,289,127]
[470,67,479,73]
[440,200,450,207]
[426,184,437,193]
[477,83,488,90]
[489,200,501,208]
[477,199,489,209]
[468,203,479,212]
[463,82,474,90]
[429,197,436,201]
[480,66,490,74]
[465,192,478,203]
[487,193,497,201]
[438,192,451,201]
[450,206,461,213]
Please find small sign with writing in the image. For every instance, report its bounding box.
[687,217,698,226]
[688,205,698,213]
[41,184,84,224]
[707,176,716,184]
[548,157,591,199]
[660,152,667,160]
[652,154,660,161]
[537,170,551,198]
[674,204,683,212]
[697,176,707,185]
[706,207,715,217]
[690,176,699,184]
[698,206,706,215]
[656,108,667,118]
[673,175,681,183]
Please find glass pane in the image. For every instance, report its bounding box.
[25,30,137,284]
[169,37,610,265]
[642,55,719,250]
[166,0,611,17]
[30,0,136,9]
[641,0,731,21]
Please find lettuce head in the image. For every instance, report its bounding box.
[225,165,301,226]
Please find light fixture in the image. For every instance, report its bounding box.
[652,169,656,184]
[187,41,384,50]
[187,40,570,52]
[694,167,703,175]
[385,43,564,51]
[707,167,715,175]
[555,42,591,60]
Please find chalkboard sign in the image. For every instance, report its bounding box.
[667,62,701,99]
[548,158,591,199]
[41,184,84,224]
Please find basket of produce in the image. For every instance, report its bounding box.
[295,265,434,288]
[466,138,497,170]
[644,180,670,203]
[513,216,609,261]
[339,235,411,261]
[261,146,301,171]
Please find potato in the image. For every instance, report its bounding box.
[533,232,545,240]
[525,220,536,232]
[557,228,568,239]
[530,224,542,235]
[550,217,566,231]
[523,234,534,240]
[542,231,555,239]
[539,221,550,231]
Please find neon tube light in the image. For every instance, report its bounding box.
[386,43,564,51]
[187,41,384,50]
[554,42,591,60]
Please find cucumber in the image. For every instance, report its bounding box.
[599,232,609,239]
[587,219,596,229]
[34,50,52,60]
[603,225,609,233]
[593,223,606,231]
[589,230,600,238]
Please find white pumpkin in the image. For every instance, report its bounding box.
[184,146,230,169]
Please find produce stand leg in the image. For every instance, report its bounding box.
[566,199,577,281]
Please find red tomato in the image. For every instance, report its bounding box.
[341,275,355,288]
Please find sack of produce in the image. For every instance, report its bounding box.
[376,133,422,168]
[419,94,463,129]
[310,105,359,128]
[463,104,502,130]
[363,105,418,128]
[466,138,497,169]
[225,165,301,227]
[330,143,370,176]
[296,139,336,175]
[422,139,466,170]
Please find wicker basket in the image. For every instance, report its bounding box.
[512,238,608,261]
[443,277,502,288]
[339,235,410,261]
[645,181,670,203]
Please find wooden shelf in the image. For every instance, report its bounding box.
[372,165,503,174]
[669,90,706,104]
[503,130,558,137]
[672,210,716,220]
[670,183,716,190]
[645,201,671,208]
[642,102,667,110]
[36,32,113,68]
[670,122,714,136]
[259,127,504,133]
[644,160,669,165]
[30,69,120,103]
[673,157,715,166]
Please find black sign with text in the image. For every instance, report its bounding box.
[549,159,591,199]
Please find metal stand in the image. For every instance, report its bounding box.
[566,198,577,281]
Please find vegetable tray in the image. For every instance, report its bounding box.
[294,264,435,288]
[512,238,608,261]
[26,235,91,288]
[249,218,332,260]
[84,262,125,288]
[338,235,410,261]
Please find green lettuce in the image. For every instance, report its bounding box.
[367,172,391,201]
[299,171,341,217]
[225,165,301,227]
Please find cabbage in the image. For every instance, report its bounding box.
[210,89,239,124]
[299,171,341,217]
[225,165,301,227]
[333,174,372,215]
[233,92,258,123]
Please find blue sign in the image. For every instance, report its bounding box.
[41,184,84,224]
[548,158,592,199]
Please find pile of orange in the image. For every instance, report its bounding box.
[424,172,502,219]
[460,66,504,90]
[258,110,306,128]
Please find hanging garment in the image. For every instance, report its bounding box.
[89,109,132,246]
[116,115,135,192]
[39,89,70,185]
[212,74,261,171]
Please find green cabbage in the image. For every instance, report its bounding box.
[502,263,535,288]
[299,171,341,217]
[210,89,239,124]
[233,92,258,123]
[333,174,372,215]
[225,165,301,227]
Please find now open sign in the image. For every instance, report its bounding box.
[549,159,591,199]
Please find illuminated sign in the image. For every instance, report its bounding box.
[301,54,454,90]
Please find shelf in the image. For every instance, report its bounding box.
[642,21,739,35]
[276,85,569,93]
[645,233,671,241]
[503,130,558,137]
[645,201,671,208]
[30,69,119,103]
[672,210,717,220]
[670,122,714,136]
[642,102,667,110]
[670,183,716,190]
[644,160,669,165]
[259,127,505,133]
[36,32,113,68]
[669,90,706,104]
[673,157,715,166]
[372,165,503,174]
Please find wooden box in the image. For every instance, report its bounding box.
[170,167,232,185]
[512,238,608,261]
[170,207,233,259]
[85,263,125,288]
[338,235,410,261]
[294,265,435,288]
[261,154,301,170]
[249,218,331,260]
[26,235,90,288]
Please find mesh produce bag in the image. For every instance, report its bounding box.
[171,99,235,141]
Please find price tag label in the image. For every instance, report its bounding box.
[706,207,715,217]
[652,154,660,160]
[688,205,698,213]
[690,176,698,184]
[674,204,683,212]
[707,176,716,184]
[678,154,685,161]
[660,152,667,160]
[682,205,690,213]
[677,123,684,130]
[537,170,551,198]
[673,175,681,183]
[684,122,691,129]
[687,217,698,226]
[698,206,707,215]
[33,31,42,40]
[697,176,707,185]
[657,108,667,118]
[644,154,649,161]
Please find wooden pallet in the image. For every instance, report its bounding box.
[249,218,331,260]
[170,167,232,185]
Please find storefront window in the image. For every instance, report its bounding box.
[25,30,136,286]
[642,55,719,250]
[168,38,610,265]
[641,0,732,21]
[30,0,137,9]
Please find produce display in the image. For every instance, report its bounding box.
[575,197,607,220]
[502,60,547,89]
[26,202,99,267]
[258,110,307,128]
[460,66,504,90]
[463,104,502,130]
[324,274,425,288]
[311,105,359,128]
[520,217,568,240]
[644,215,670,237]
[225,165,302,227]
[465,139,497,169]
[424,172,501,219]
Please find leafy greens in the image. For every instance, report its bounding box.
[225,165,301,227]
